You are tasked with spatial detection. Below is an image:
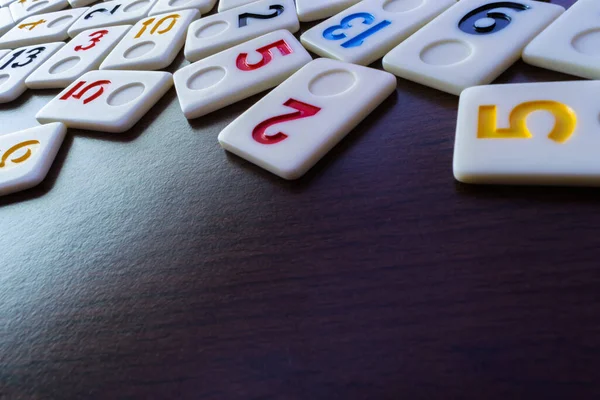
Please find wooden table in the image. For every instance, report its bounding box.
[4,0,599,398]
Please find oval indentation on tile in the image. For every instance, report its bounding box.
[0,74,9,87]
[123,41,155,59]
[48,56,80,74]
[47,15,74,28]
[195,20,228,38]
[382,0,423,12]
[420,40,472,65]
[308,69,356,97]
[123,0,150,12]
[186,66,226,90]
[106,82,145,106]
[572,29,600,56]
[26,0,48,12]
[168,0,190,6]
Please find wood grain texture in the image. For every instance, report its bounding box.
[3,0,600,398]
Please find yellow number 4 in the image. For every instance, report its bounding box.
[477,101,577,143]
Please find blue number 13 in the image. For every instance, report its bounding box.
[322,13,391,48]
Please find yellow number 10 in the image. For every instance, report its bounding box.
[134,14,180,38]
[477,101,577,143]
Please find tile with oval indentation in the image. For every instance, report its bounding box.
[0,7,16,37]
[36,69,173,132]
[67,0,157,38]
[0,0,16,7]
[217,0,257,12]
[25,25,131,89]
[148,0,213,16]
[453,80,600,187]
[175,29,311,119]
[218,58,396,180]
[381,0,564,95]
[0,8,88,49]
[184,0,299,62]
[301,0,454,66]
[0,122,66,196]
[9,0,68,23]
[0,42,64,102]
[523,0,600,80]
[100,9,198,71]
[295,0,361,22]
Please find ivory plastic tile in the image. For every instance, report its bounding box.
[148,0,214,16]
[67,0,157,38]
[382,0,564,95]
[217,0,257,13]
[9,0,68,23]
[36,70,173,132]
[0,49,10,60]
[0,0,16,7]
[68,0,98,9]
[0,42,64,102]
[100,9,198,71]
[174,29,311,119]
[218,58,396,180]
[0,122,66,196]
[25,25,131,89]
[295,0,361,23]
[301,0,454,66]
[0,8,88,50]
[454,81,600,186]
[523,0,600,80]
[0,7,15,37]
[184,0,299,62]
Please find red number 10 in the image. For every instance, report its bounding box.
[236,39,293,71]
[252,99,321,145]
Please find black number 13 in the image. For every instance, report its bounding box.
[0,46,46,70]
[458,2,529,35]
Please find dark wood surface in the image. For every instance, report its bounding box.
[4,0,600,398]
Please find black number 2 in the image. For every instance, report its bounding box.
[0,46,45,70]
[238,5,284,28]
[458,2,529,35]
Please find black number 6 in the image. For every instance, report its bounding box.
[458,2,529,35]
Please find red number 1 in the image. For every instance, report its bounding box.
[236,39,293,71]
[252,99,321,145]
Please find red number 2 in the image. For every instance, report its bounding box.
[74,30,109,52]
[252,99,321,145]
[236,39,293,71]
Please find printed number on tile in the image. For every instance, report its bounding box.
[478,101,577,143]
[0,46,45,69]
[0,140,38,169]
[253,99,321,144]
[18,19,46,30]
[236,39,293,71]
[85,5,121,20]
[60,80,111,104]
[134,14,179,38]
[322,13,391,48]
[238,5,284,28]
[459,2,529,35]
[74,30,110,51]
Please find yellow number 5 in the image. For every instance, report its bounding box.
[477,101,577,143]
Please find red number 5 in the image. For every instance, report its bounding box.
[236,39,293,71]
[252,99,321,145]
